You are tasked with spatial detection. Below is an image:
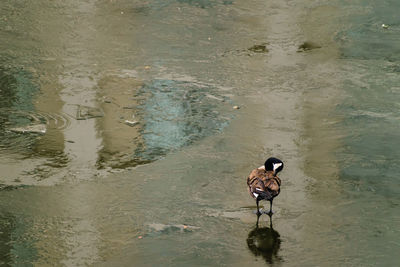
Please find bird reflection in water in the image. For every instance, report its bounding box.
[246,213,282,264]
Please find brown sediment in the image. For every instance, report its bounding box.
[299,4,343,180]
[96,73,144,169]
[294,4,351,264]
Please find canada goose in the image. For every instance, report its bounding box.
[247,157,284,215]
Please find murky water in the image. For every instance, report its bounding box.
[0,0,399,266]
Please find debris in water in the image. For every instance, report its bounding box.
[9,124,47,134]
[0,184,26,191]
[148,223,200,234]
[248,43,269,53]
[124,120,139,127]
[75,105,104,120]
[138,235,143,239]
[382,24,389,29]
[233,105,240,110]
[205,93,224,102]
[123,105,135,109]
[103,98,112,103]
[297,41,321,52]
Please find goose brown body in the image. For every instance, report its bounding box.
[247,167,281,201]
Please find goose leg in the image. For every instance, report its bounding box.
[267,199,273,216]
[256,199,262,216]
[268,214,273,228]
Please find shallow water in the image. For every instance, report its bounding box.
[0,0,399,266]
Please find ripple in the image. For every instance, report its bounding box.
[0,108,72,156]
[0,108,72,131]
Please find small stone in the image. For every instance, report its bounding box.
[144,66,151,70]
[124,120,139,127]
[123,105,135,109]
[75,105,104,120]
[248,43,268,53]
[297,41,321,52]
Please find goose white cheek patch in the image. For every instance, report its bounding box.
[273,163,282,171]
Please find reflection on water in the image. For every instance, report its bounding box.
[0,67,37,110]
[0,66,70,183]
[133,79,231,163]
[96,76,231,169]
[247,221,282,264]
[0,67,232,179]
[0,0,242,183]
[95,72,144,170]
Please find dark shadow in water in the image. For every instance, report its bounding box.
[247,214,282,264]
[0,213,14,265]
[176,0,233,8]
[0,212,37,265]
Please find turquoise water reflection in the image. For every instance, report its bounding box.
[0,212,37,265]
[134,79,231,162]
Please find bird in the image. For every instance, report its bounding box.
[247,157,284,216]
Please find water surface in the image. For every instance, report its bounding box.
[0,0,399,266]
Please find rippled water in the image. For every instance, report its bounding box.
[0,0,399,265]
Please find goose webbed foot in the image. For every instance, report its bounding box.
[264,210,274,216]
[253,209,263,216]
